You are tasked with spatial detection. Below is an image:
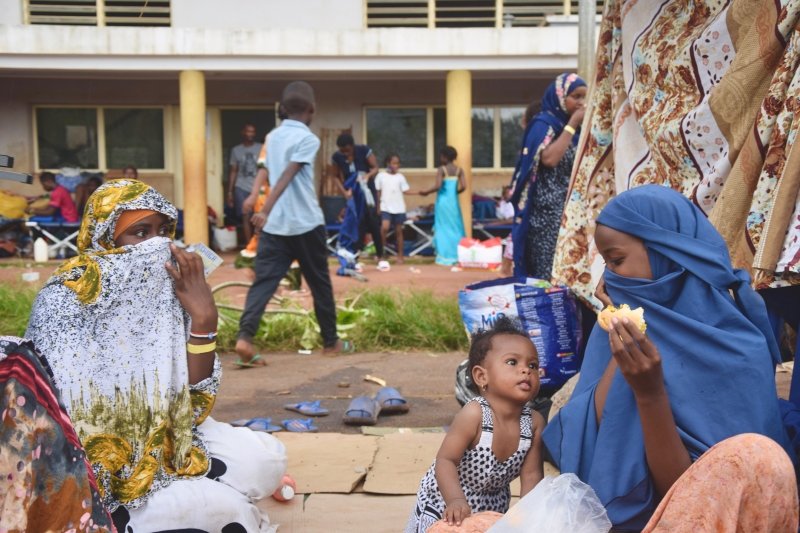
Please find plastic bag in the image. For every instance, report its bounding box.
[487,474,611,533]
[212,226,237,252]
[0,190,28,219]
[459,277,582,387]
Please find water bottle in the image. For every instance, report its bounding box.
[33,238,48,263]
[272,474,296,501]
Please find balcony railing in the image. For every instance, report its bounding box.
[365,0,602,27]
[25,0,171,26]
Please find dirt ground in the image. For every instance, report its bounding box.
[0,252,792,430]
[0,251,499,307]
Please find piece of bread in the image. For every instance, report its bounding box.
[597,304,646,333]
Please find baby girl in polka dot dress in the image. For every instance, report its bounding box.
[405,316,546,533]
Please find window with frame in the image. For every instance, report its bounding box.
[35,107,166,171]
[27,0,171,26]
[365,108,428,168]
[366,105,526,169]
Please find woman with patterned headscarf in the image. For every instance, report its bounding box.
[26,180,287,532]
[509,73,587,279]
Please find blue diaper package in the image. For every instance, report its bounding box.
[459,277,582,387]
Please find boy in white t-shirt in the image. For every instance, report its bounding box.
[375,153,419,269]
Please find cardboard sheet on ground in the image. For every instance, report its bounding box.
[364,432,445,494]
[277,433,379,493]
[303,494,417,533]
[256,494,415,533]
[363,432,561,496]
[256,494,304,532]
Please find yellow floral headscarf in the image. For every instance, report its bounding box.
[53,180,179,305]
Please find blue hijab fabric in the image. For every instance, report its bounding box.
[509,73,586,277]
[542,185,792,530]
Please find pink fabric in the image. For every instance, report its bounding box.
[643,434,798,533]
[49,184,79,223]
[503,234,513,261]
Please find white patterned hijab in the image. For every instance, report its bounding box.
[25,179,216,512]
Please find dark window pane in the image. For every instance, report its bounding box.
[105,108,164,169]
[366,108,427,168]
[36,108,98,169]
[472,107,494,168]
[500,107,526,168]
[433,108,447,165]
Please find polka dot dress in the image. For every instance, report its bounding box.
[405,396,533,533]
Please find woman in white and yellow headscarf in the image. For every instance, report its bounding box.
[26,179,287,532]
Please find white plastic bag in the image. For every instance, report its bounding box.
[212,226,237,252]
[487,474,611,533]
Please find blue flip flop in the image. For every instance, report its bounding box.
[375,387,409,415]
[232,417,282,433]
[282,418,319,433]
[343,396,380,426]
[284,400,330,417]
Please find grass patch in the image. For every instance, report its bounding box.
[0,281,40,337]
[216,287,468,353]
[0,280,468,354]
[350,288,467,352]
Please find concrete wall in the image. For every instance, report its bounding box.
[0,26,578,73]
[172,0,363,29]
[0,0,23,25]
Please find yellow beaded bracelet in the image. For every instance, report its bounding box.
[187,341,216,354]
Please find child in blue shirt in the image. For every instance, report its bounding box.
[235,82,354,365]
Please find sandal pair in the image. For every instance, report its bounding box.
[343,387,409,426]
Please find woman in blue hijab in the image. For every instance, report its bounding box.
[509,73,586,279]
[543,185,797,531]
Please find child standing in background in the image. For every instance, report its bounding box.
[405,316,545,533]
[375,153,417,270]
[236,81,353,366]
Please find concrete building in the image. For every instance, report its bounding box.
[0,0,593,244]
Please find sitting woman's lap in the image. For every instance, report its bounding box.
[114,417,288,533]
[644,434,798,533]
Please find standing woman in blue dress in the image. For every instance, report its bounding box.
[421,146,467,266]
[509,73,586,279]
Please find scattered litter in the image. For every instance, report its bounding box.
[275,390,291,396]
[337,382,351,388]
[298,349,312,355]
[450,266,462,272]
[364,375,387,387]
[408,267,422,274]
[425,352,439,358]
[354,467,366,474]
[21,272,40,282]
[312,394,353,400]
